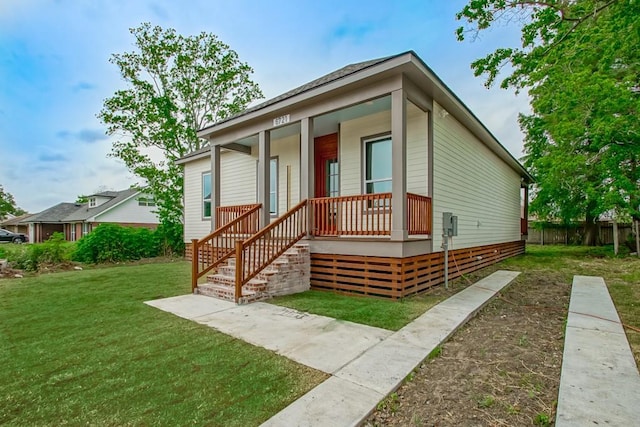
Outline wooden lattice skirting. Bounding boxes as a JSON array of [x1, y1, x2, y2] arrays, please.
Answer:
[[310, 240, 525, 299]]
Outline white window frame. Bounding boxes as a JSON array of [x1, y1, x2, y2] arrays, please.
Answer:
[[202, 172, 212, 219], [362, 134, 392, 195], [138, 196, 156, 207], [269, 157, 278, 216], [89, 198, 96, 207]]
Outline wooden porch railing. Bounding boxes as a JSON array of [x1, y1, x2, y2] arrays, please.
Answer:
[[216, 204, 261, 229], [407, 193, 432, 235], [234, 199, 308, 302], [309, 193, 392, 236], [191, 204, 261, 292]]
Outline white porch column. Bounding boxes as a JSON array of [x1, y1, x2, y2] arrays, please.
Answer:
[[257, 130, 271, 228], [300, 117, 314, 201], [391, 88, 408, 241], [210, 144, 221, 230]]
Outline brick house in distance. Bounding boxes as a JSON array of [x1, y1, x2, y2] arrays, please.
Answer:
[[24, 189, 160, 243]]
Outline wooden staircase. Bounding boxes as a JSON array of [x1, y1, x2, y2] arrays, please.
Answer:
[[191, 200, 309, 304], [196, 243, 310, 304]]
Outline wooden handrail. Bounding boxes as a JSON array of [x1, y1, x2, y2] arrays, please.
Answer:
[[191, 204, 261, 292], [235, 199, 308, 302], [407, 193, 432, 235], [309, 193, 392, 236], [216, 204, 261, 228]]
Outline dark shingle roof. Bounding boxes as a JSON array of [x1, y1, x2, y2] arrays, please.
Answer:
[[25, 203, 82, 223], [198, 54, 398, 133], [64, 188, 138, 221], [1, 213, 33, 226]]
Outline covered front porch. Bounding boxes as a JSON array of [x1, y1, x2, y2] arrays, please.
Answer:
[[202, 69, 433, 243]]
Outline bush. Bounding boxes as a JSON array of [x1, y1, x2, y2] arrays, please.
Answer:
[[11, 232, 75, 271], [73, 224, 161, 263], [154, 221, 185, 256]]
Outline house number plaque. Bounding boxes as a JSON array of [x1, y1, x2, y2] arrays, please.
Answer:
[[273, 114, 290, 126]]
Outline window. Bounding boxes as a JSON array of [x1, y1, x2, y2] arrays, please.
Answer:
[[89, 198, 96, 207], [269, 157, 278, 215], [327, 159, 339, 197], [203, 172, 211, 218], [364, 135, 392, 194], [138, 196, 156, 207], [70, 225, 76, 241]]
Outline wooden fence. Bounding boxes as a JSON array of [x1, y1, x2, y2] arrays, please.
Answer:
[[526, 222, 633, 245]]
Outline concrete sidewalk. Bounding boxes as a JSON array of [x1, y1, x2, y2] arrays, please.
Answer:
[[556, 275, 640, 426], [146, 270, 520, 426]]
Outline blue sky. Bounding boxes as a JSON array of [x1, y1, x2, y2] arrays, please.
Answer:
[[0, 0, 528, 213]]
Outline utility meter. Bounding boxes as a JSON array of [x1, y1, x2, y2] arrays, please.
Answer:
[[443, 212, 458, 237]]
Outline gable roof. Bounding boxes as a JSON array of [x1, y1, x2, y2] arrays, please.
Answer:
[[24, 203, 82, 223], [23, 188, 144, 224], [189, 50, 531, 181], [199, 55, 396, 135], [64, 188, 139, 222]]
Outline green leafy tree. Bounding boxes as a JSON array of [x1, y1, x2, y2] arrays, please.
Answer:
[[98, 23, 262, 252], [457, 1, 639, 245], [0, 185, 26, 218]]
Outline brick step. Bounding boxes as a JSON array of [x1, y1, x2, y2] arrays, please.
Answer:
[[196, 283, 267, 304], [206, 274, 267, 292]]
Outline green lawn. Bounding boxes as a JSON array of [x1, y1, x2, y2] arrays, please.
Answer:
[[271, 245, 640, 363], [0, 261, 326, 426], [270, 288, 456, 331]]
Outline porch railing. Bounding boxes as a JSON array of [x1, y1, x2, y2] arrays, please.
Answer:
[[234, 199, 307, 302], [191, 204, 261, 292], [216, 203, 261, 229], [309, 193, 392, 236], [407, 193, 432, 235]]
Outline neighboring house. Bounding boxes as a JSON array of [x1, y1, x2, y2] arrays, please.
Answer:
[[178, 51, 532, 302], [23, 189, 160, 243], [0, 213, 32, 235]]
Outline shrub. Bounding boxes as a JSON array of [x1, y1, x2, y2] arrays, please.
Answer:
[[11, 232, 74, 271], [73, 224, 161, 263], [154, 221, 185, 256]]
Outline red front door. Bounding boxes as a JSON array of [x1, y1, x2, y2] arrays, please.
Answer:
[[314, 133, 338, 198], [314, 134, 338, 234]]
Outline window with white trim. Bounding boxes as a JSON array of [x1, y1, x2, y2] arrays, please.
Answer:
[[138, 196, 156, 207], [203, 172, 211, 218], [364, 135, 392, 194], [269, 157, 278, 215], [89, 198, 96, 207]]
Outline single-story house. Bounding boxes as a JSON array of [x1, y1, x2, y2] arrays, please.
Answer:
[[0, 213, 32, 235], [23, 189, 160, 243], [178, 50, 532, 302]]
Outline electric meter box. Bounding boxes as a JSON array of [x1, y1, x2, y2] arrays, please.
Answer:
[[443, 212, 458, 237]]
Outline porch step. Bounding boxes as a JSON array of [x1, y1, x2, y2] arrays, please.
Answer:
[[196, 282, 267, 304], [197, 243, 310, 304]]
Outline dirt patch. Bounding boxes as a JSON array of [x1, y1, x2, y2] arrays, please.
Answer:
[[366, 268, 570, 426]]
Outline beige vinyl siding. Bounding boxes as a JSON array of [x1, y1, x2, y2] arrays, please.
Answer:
[[220, 150, 257, 206], [407, 101, 428, 195], [183, 157, 212, 241], [432, 101, 521, 251], [270, 134, 300, 215], [340, 110, 391, 196], [339, 106, 428, 197]]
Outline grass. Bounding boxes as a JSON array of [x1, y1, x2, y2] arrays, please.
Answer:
[[0, 260, 325, 426], [270, 288, 451, 331], [271, 244, 640, 362]]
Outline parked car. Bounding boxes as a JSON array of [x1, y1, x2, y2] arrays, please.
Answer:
[[0, 228, 28, 243]]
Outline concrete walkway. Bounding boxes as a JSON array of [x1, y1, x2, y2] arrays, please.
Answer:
[[556, 275, 640, 426], [146, 269, 520, 426]]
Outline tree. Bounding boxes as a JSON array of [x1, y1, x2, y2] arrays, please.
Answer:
[[99, 23, 262, 252], [457, 1, 640, 245], [0, 185, 26, 218]]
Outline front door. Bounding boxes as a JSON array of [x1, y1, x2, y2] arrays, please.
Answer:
[[314, 133, 338, 198], [314, 133, 338, 234]]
